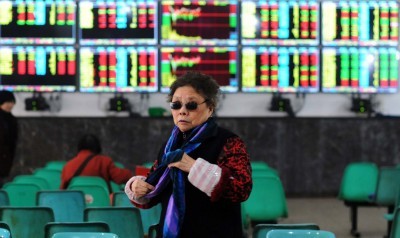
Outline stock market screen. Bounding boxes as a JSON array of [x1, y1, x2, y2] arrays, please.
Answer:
[[160, 47, 238, 93]]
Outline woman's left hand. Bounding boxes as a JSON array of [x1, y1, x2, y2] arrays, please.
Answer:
[[168, 153, 195, 173]]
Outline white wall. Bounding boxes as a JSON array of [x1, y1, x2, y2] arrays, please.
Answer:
[[11, 92, 400, 117]]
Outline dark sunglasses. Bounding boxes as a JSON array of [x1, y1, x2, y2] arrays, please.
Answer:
[[170, 100, 207, 111]]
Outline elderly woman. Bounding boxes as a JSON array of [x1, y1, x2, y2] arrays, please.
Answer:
[[125, 71, 252, 238]]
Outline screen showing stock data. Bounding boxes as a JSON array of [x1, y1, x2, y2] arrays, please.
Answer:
[[160, 47, 238, 93], [0, 0, 76, 44], [321, 47, 399, 93], [241, 0, 319, 45], [160, 0, 238, 46], [321, 0, 399, 46], [79, 46, 157, 92], [79, 0, 156, 45], [241, 46, 319, 93], [0, 46, 76, 91]]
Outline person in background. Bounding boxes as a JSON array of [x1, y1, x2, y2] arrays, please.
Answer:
[[60, 134, 133, 191], [0, 90, 18, 188], [125, 71, 253, 238]]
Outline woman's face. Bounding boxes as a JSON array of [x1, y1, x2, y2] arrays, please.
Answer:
[[0, 102, 15, 113], [171, 86, 213, 132]]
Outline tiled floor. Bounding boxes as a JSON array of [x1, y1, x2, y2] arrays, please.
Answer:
[[247, 197, 389, 238]]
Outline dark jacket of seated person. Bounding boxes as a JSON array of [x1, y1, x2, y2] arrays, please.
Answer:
[[60, 134, 133, 191]]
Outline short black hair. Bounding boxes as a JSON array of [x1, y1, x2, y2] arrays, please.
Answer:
[[77, 134, 102, 154], [167, 71, 220, 111], [0, 90, 16, 105]]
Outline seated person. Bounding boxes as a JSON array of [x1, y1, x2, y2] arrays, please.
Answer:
[[60, 134, 133, 192]]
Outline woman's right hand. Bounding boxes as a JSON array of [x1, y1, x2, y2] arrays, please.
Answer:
[[130, 178, 155, 198]]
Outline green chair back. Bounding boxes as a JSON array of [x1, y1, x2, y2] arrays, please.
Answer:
[[68, 184, 110, 207], [374, 167, 400, 206], [112, 191, 160, 236], [0, 207, 54, 238], [45, 161, 67, 171], [243, 175, 288, 222], [13, 175, 51, 190], [384, 186, 400, 221], [34, 168, 62, 190], [390, 207, 400, 238], [2, 182, 40, 206], [37, 190, 86, 222], [45, 222, 110, 238], [84, 207, 144, 238], [266, 229, 336, 238], [51, 232, 119, 238], [338, 162, 378, 202], [114, 162, 125, 168], [0, 190, 9, 206], [148, 224, 158, 238], [253, 223, 320, 238], [251, 161, 270, 170], [0, 227, 11, 238], [69, 176, 110, 192]]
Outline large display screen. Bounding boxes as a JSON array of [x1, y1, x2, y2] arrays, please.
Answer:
[[241, 46, 319, 93], [241, 0, 319, 45], [321, 47, 399, 93], [321, 0, 399, 46], [79, 46, 157, 92], [160, 0, 238, 46], [79, 0, 157, 45], [0, 0, 76, 44], [0, 46, 76, 91], [160, 47, 238, 93]]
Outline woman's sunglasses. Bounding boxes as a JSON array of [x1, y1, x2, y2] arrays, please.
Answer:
[[170, 100, 207, 111]]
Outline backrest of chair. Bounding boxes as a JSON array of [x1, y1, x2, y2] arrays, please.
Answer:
[[68, 184, 110, 207], [51, 232, 119, 238], [45, 161, 67, 171], [338, 162, 379, 202], [33, 168, 62, 190], [0, 227, 11, 238], [45, 222, 110, 238], [112, 191, 160, 236], [84, 207, 144, 238], [13, 175, 51, 190], [69, 176, 109, 191], [2, 183, 40, 206], [0, 190, 9, 206], [37, 190, 86, 222], [0, 207, 54, 238], [243, 175, 288, 222], [266, 229, 336, 238], [253, 223, 320, 238], [390, 207, 400, 238], [375, 167, 400, 206]]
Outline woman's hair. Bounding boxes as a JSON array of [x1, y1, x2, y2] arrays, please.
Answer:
[[0, 90, 16, 105], [77, 134, 102, 154], [167, 71, 220, 111]]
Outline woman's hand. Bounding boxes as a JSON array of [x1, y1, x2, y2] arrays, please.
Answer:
[[130, 178, 154, 198], [168, 153, 195, 173]]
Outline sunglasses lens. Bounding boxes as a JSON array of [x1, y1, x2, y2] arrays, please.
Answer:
[[170, 102, 182, 110], [185, 102, 198, 111]]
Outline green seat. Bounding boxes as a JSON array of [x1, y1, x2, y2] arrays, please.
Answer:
[[0, 207, 54, 238], [51, 232, 119, 238], [114, 162, 125, 168], [390, 207, 400, 238], [68, 184, 110, 207], [34, 168, 62, 190], [13, 175, 51, 190], [243, 175, 288, 224], [385, 187, 400, 221], [0, 190, 9, 206], [338, 162, 379, 236], [266, 229, 336, 238], [253, 223, 320, 238], [84, 207, 144, 238], [45, 222, 110, 238], [37, 190, 86, 222], [2, 182, 40, 206], [0, 227, 11, 238], [69, 176, 110, 191], [148, 224, 158, 238], [45, 161, 67, 171], [373, 167, 400, 206], [112, 191, 160, 236]]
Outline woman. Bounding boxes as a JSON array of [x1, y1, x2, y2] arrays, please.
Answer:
[[0, 90, 18, 187], [125, 71, 252, 238]]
